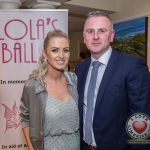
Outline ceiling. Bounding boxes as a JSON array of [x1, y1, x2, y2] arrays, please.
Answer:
[[21, 0, 116, 34]]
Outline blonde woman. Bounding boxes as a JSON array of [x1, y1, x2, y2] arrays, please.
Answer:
[[19, 29, 79, 150]]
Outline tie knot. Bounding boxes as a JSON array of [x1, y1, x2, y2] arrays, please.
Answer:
[[92, 61, 101, 68]]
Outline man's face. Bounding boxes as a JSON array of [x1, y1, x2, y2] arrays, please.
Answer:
[[83, 16, 115, 59]]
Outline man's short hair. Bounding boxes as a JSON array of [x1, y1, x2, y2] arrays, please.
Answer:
[[86, 11, 111, 21], [84, 11, 113, 30]]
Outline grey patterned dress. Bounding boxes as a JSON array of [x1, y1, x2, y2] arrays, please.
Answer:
[[44, 94, 80, 150]]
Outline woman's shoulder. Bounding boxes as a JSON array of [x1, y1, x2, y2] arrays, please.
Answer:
[[65, 71, 76, 77], [64, 71, 77, 79], [64, 71, 77, 86], [24, 78, 38, 88]]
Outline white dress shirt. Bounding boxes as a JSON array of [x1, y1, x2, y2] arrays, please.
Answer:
[[83, 47, 112, 146]]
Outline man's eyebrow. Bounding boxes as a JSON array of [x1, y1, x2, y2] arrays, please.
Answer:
[[85, 28, 107, 32], [99, 28, 107, 31], [85, 28, 94, 32]]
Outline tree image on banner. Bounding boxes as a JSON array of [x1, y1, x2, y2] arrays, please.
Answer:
[[1, 101, 20, 133]]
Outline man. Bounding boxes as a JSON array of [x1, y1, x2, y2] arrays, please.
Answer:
[[75, 11, 150, 150], [77, 52, 86, 62], [74, 52, 86, 72]]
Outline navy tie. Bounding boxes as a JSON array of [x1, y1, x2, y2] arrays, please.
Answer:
[[85, 61, 101, 145]]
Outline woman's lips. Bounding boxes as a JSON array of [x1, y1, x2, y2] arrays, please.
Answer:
[[56, 60, 65, 65]]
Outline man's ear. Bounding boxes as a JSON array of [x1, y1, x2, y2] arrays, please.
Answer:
[[110, 30, 115, 42], [83, 32, 85, 43]]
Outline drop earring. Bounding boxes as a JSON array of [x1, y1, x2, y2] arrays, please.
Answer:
[[43, 58, 48, 66]]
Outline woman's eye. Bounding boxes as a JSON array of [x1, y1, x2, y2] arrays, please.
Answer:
[[63, 49, 69, 53], [52, 49, 58, 53]]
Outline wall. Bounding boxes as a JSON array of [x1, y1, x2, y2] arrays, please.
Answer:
[[69, 0, 150, 69], [70, 31, 83, 61], [69, 31, 83, 71], [110, 0, 150, 22], [67, 0, 118, 12], [110, 0, 150, 68]]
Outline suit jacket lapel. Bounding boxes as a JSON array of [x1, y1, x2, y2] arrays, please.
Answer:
[[78, 58, 91, 122], [94, 49, 118, 116]]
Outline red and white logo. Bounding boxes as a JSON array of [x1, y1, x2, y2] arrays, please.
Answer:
[[126, 113, 150, 139], [1, 101, 20, 133]]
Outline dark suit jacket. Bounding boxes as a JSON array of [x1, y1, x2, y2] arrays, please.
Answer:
[[75, 49, 150, 150]]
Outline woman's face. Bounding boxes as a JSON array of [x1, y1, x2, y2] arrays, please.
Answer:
[[43, 37, 70, 71]]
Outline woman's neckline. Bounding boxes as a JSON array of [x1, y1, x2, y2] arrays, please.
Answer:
[[47, 94, 71, 103]]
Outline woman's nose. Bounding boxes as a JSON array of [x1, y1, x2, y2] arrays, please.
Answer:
[[58, 51, 64, 58]]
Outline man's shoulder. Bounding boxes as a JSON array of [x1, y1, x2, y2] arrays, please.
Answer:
[[77, 57, 91, 67], [75, 57, 90, 73], [112, 48, 146, 62]]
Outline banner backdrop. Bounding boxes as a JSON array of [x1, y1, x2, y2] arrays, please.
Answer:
[[0, 10, 68, 150]]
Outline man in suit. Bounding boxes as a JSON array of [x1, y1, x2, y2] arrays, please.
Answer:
[[75, 11, 150, 150]]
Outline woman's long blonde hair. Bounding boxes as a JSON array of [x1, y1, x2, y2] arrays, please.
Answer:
[[29, 29, 69, 87]]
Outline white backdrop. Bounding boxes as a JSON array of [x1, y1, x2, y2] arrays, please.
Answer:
[[0, 10, 68, 150]]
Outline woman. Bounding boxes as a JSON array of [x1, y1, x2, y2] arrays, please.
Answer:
[[19, 29, 79, 150]]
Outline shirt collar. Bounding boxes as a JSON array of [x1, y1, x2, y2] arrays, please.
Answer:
[[91, 46, 112, 66]]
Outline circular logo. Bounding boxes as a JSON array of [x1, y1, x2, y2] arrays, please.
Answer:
[[126, 113, 150, 139]]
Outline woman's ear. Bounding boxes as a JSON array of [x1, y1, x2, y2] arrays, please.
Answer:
[[42, 50, 46, 59]]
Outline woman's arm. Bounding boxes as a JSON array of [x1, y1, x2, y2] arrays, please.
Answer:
[[23, 127, 34, 150], [20, 84, 34, 150]]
